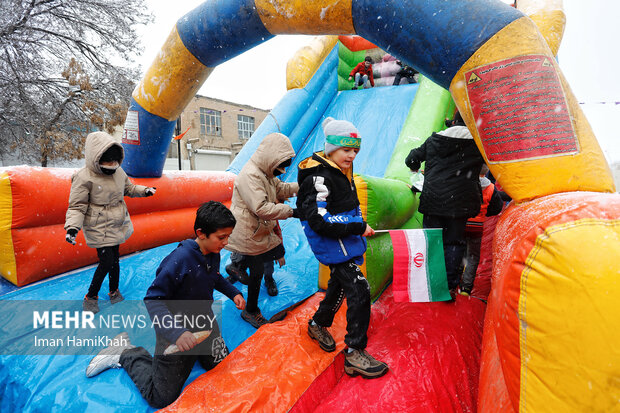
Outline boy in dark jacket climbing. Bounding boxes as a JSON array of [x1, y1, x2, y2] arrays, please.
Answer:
[[85, 201, 246, 408], [405, 111, 485, 294], [296, 117, 388, 379]]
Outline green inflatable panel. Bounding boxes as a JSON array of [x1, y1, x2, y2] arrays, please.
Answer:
[[356, 174, 419, 300], [384, 76, 455, 183]]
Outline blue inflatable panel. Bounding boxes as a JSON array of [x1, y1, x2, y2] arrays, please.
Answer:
[[0, 218, 317, 412], [122, 98, 177, 178], [282, 84, 419, 184], [227, 88, 306, 174], [0, 277, 17, 297], [351, 0, 523, 89], [176, 0, 273, 67], [228, 44, 339, 174], [287, 70, 338, 152]]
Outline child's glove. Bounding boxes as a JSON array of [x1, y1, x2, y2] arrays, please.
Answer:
[[65, 229, 78, 245], [145, 187, 156, 197], [291, 208, 300, 219]]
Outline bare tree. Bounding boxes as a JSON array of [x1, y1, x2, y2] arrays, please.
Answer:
[[0, 0, 152, 166]]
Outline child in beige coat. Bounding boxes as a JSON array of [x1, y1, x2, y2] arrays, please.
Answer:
[[225, 133, 299, 328], [65, 131, 155, 313]]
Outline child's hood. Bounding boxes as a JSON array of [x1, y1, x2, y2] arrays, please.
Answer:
[[250, 133, 295, 178], [84, 131, 125, 175], [431, 125, 476, 158]]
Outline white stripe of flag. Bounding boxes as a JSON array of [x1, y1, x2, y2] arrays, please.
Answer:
[[390, 229, 451, 302]]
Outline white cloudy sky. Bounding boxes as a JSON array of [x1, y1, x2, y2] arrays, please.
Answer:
[[140, 0, 619, 163]]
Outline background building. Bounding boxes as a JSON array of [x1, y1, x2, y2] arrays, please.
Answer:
[[165, 94, 269, 171]]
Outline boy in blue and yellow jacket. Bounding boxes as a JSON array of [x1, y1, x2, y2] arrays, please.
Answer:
[[296, 117, 388, 379]]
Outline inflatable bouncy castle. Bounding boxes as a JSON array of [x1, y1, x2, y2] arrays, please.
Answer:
[[0, 0, 618, 411]]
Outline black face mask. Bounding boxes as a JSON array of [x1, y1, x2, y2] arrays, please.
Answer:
[[100, 165, 118, 175], [273, 158, 292, 176]]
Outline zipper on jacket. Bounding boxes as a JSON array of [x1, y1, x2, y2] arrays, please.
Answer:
[[338, 238, 348, 256]]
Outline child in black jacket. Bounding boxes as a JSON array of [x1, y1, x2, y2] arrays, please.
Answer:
[[296, 117, 388, 379]]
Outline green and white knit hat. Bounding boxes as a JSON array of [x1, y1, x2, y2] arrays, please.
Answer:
[[322, 117, 361, 156]]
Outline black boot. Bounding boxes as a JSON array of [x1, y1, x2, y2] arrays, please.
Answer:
[[264, 275, 278, 296], [225, 263, 250, 285]]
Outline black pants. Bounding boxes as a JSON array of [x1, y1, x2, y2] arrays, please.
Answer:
[[87, 245, 120, 298], [119, 329, 228, 408], [313, 261, 370, 350], [393, 73, 417, 85], [462, 234, 482, 291], [230, 251, 275, 279], [423, 214, 468, 290], [235, 244, 284, 313]]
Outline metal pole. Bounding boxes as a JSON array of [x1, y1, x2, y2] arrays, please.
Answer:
[[175, 118, 182, 170]]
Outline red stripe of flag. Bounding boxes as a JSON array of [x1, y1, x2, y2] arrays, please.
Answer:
[[390, 230, 410, 302]]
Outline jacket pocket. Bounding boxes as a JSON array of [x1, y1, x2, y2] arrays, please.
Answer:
[[84, 206, 102, 229], [250, 220, 273, 241]]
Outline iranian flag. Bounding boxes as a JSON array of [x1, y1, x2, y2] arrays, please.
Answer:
[[389, 229, 451, 302]]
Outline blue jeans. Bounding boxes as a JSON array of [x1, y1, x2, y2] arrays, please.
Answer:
[[354, 73, 369, 88]]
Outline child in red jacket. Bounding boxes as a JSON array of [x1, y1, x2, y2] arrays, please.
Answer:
[[349, 56, 374, 89]]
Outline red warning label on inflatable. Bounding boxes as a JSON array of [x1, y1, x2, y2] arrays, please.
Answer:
[[122, 110, 140, 145], [465, 55, 578, 162]]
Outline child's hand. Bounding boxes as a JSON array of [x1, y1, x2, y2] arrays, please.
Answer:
[[277, 257, 286, 267], [145, 187, 156, 197], [348, 76, 352, 81], [291, 208, 300, 219], [175, 331, 197, 352], [233, 294, 246, 310], [65, 229, 78, 245], [362, 224, 375, 237]]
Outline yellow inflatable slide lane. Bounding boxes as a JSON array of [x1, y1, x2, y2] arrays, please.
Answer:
[[478, 192, 620, 412], [472, 2, 620, 412]]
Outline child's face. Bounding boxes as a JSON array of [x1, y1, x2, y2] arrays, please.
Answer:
[[328, 147, 360, 170], [100, 160, 119, 167], [197, 227, 234, 254]]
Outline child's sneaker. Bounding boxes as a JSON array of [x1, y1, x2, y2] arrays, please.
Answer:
[[459, 287, 471, 297], [85, 332, 135, 377], [344, 348, 389, 379], [108, 289, 124, 304], [307, 320, 335, 352], [83, 295, 99, 314], [225, 263, 250, 285], [264, 275, 278, 296], [241, 309, 269, 329]]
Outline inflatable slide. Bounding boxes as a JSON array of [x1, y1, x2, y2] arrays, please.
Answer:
[[0, 0, 618, 412]]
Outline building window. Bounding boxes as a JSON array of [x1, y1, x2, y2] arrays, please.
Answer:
[[200, 108, 221, 136], [237, 114, 255, 140]]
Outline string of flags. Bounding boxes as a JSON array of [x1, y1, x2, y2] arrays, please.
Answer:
[[578, 101, 620, 105]]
